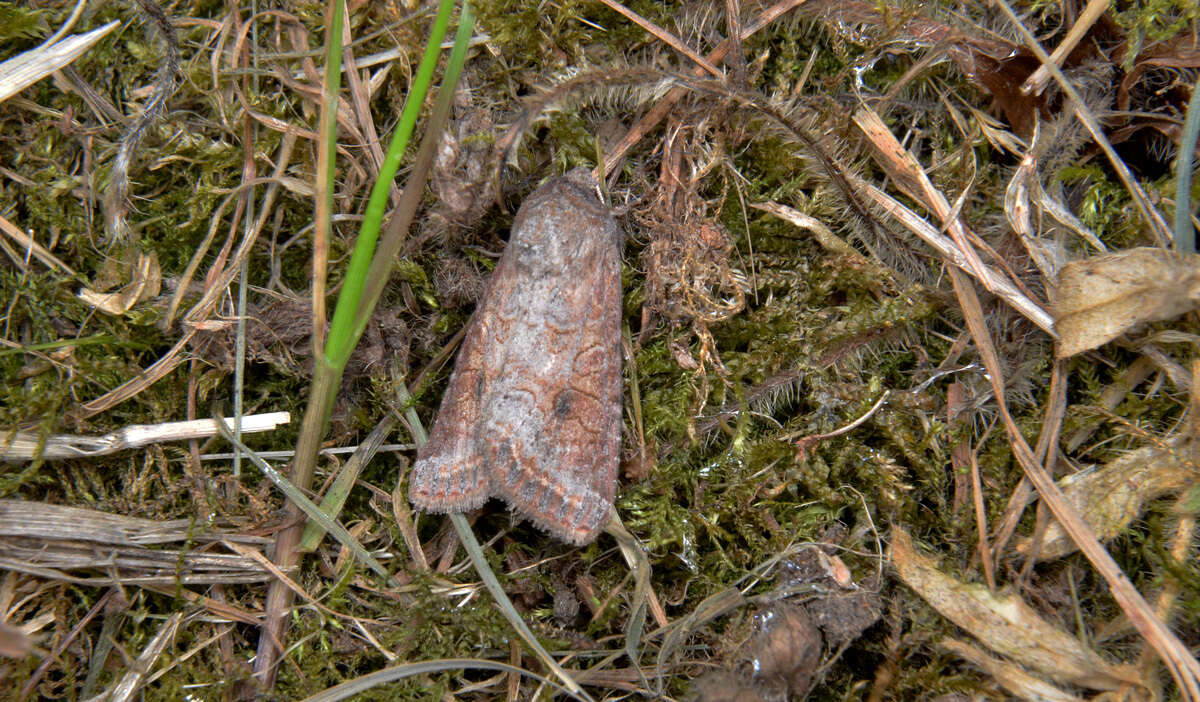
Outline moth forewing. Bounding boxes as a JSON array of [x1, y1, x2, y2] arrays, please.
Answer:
[[409, 168, 623, 545]]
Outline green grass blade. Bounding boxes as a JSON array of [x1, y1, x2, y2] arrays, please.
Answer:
[[324, 0, 459, 366], [345, 3, 475, 348]]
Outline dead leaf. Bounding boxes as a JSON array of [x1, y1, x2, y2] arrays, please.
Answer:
[[1050, 248, 1200, 358], [1116, 34, 1200, 114], [1112, 33, 1200, 162], [77, 251, 161, 316], [819, 550, 855, 590], [890, 527, 1147, 694], [1016, 436, 1197, 561], [941, 639, 1083, 702]]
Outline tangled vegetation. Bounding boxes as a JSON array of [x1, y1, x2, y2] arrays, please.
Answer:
[[0, 0, 1198, 700]]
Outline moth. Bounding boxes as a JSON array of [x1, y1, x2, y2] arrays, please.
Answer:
[[409, 168, 622, 545]]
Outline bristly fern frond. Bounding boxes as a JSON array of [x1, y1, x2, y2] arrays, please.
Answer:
[[692, 370, 806, 444], [493, 67, 910, 264]]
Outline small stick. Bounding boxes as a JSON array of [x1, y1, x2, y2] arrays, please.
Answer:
[[596, 0, 723, 77], [600, 0, 809, 177], [0, 412, 291, 463], [1020, 0, 1109, 96]]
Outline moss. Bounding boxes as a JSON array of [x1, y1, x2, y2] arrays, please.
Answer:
[[1058, 163, 1149, 247], [3, 0, 1198, 699], [1113, 0, 1200, 67], [0, 4, 44, 44]]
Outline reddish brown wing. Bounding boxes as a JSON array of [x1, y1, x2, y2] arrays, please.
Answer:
[[407, 300, 492, 512], [480, 171, 622, 545], [408, 169, 622, 545]]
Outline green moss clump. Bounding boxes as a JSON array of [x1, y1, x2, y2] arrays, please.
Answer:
[[0, 2, 45, 44], [1113, 0, 1200, 67]]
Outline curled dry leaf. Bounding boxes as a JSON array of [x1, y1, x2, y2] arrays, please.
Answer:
[[1016, 436, 1197, 562], [77, 251, 161, 316], [890, 527, 1147, 694], [941, 639, 1084, 702], [1050, 247, 1200, 358]]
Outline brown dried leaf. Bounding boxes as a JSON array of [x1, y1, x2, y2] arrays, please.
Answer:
[[1120, 34, 1200, 99], [1107, 32, 1200, 169], [1050, 247, 1200, 358], [77, 251, 161, 316], [890, 527, 1145, 693], [941, 639, 1084, 702], [1016, 436, 1197, 561]]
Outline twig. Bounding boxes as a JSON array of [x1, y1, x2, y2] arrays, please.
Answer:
[[1020, 0, 1109, 97], [596, 0, 722, 77], [600, 0, 809, 177], [0, 411, 291, 462]]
